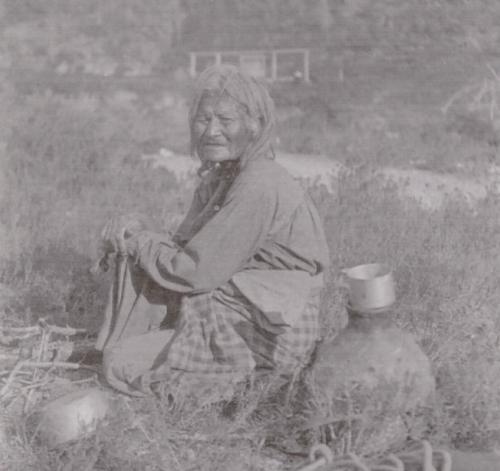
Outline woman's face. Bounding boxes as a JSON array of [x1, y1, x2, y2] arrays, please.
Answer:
[[192, 93, 256, 163]]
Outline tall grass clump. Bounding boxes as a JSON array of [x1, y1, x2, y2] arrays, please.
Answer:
[[1, 89, 192, 330]]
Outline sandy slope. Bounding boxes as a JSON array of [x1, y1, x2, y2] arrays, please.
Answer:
[[142, 149, 500, 210]]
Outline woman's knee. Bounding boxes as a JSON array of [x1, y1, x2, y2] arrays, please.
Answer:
[[102, 344, 146, 395], [102, 330, 176, 394]]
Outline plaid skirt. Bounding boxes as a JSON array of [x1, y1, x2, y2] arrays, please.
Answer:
[[103, 283, 321, 396]]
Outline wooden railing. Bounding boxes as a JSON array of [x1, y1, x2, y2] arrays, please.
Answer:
[[189, 48, 310, 82]]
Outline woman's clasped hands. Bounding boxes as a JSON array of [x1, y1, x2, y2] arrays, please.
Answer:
[[100, 214, 146, 256]]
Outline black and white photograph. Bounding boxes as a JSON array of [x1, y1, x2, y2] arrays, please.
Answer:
[[1, 1, 500, 470]]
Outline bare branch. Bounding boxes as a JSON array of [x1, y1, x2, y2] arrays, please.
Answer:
[[0, 360, 97, 399], [3, 325, 87, 337], [441, 84, 476, 115], [487, 63, 500, 82]]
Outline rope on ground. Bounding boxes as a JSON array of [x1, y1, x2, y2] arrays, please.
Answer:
[[297, 440, 452, 471]]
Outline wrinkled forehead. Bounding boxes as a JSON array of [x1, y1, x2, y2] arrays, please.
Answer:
[[196, 91, 248, 116]]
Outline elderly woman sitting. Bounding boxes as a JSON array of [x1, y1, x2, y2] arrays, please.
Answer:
[[97, 65, 330, 396]]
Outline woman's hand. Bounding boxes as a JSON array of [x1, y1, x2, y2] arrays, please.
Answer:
[[100, 214, 146, 255]]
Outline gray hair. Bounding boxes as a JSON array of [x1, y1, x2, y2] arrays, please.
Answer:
[[188, 64, 276, 167]]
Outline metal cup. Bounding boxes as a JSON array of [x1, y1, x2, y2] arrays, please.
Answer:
[[343, 263, 396, 313]]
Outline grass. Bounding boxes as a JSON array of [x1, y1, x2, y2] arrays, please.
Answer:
[[2, 70, 500, 469]]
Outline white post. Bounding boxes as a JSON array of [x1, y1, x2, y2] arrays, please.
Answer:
[[304, 49, 310, 83], [271, 50, 277, 81], [189, 52, 196, 77]]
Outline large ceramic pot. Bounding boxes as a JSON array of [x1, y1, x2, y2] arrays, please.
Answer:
[[302, 304, 435, 456]]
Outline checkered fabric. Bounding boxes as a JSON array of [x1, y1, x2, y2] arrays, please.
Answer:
[[103, 288, 320, 396], [154, 290, 320, 376]]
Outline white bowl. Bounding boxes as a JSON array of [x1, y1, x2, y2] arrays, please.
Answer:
[[37, 388, 109, 448]]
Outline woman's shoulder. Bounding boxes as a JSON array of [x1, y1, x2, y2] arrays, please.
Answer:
[[241, 158, 302, 193]]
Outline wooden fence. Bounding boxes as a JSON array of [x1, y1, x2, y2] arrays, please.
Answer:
[[189, 48, 310, 82]]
